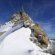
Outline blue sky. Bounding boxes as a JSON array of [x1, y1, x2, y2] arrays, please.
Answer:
[[0, 0, 55, 39]]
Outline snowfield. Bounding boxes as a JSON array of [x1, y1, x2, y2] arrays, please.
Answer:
[[0, 27, 51, 55]]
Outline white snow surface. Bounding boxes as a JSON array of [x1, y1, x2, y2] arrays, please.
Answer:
[[0, 21, 14, 32], [0, 27, 51, 55]]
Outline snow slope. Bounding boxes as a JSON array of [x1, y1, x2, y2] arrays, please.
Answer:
[[0, 27, 51, 55]]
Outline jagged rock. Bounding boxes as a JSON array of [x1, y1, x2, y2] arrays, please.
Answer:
[[30, 23, 48, 47]]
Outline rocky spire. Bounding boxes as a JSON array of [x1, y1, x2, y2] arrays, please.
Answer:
[[9, 9, 34, 28]]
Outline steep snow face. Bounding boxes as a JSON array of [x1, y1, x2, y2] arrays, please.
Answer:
[[0, 27, 51, 55]]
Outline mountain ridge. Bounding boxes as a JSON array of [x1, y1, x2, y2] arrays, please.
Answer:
[[0, 10, 54, 55]]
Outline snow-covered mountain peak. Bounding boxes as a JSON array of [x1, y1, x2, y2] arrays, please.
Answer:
[[0, 11, 52, 55]]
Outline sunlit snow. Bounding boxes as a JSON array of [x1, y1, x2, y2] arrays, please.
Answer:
[[0, 27, 51, 55]]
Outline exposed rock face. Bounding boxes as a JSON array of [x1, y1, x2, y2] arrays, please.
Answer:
[[10, 11, 34, 27], [30, 23, 48, 47]]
